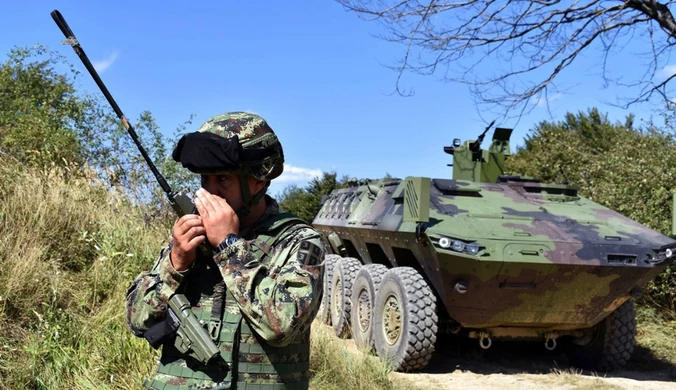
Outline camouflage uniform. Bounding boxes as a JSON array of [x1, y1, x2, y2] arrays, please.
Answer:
[[125, 112, 325, 389]]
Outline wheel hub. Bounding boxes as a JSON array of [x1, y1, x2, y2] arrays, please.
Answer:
[[357, 288, 371, 332], [382, 294, 402, 345], [333, 278, 343, 319]]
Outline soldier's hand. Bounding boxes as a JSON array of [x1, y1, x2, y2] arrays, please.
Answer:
[[194, 188, 240, 247], [170, 214, 206, 271]]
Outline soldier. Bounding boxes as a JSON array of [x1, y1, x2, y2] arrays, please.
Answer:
[[125, 112, 325, 389]]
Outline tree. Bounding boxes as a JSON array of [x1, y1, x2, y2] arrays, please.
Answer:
[[522, 107, 635, 153], [336, 0, 676, 119], [277, 171, 351, 223], [0, 44, 197, 226], [0, 45, 94, 171]]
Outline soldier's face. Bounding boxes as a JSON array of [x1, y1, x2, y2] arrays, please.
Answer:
[[200, 173, 266, 212]]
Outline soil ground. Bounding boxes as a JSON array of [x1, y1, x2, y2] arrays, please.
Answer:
[[392, 334, 676, 390], [317, 322, 676, 390]]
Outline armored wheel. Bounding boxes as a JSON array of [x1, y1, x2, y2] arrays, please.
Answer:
[[317, 254, 340, 325], [330, 257, 362, 338], [565, 299, 637, 372], [350, 264, 389, 351], [373, 267, 438, 371]]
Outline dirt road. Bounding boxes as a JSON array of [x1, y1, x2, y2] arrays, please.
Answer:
[[389, 334, 676, 390], [314, 321, 676, 390]]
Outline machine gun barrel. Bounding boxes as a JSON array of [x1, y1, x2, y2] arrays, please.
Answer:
[[470, 119, 496, 152]]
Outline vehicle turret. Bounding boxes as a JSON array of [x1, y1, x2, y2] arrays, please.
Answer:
[[444, 120, 513, 183]]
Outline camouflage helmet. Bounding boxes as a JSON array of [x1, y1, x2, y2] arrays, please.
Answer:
[[174, 111, 284, 181], [171, 111, 284, 217]]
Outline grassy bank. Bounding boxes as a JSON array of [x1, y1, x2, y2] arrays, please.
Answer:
[[309, 323, 420, 390], [0, 156, 417, 390], [0, 155, 162, 389], [633, 306, 676, 369]]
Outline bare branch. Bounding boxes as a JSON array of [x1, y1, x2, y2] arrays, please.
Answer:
[[336, 0, 676, 120]]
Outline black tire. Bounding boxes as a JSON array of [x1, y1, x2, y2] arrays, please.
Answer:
[[565, 299, 637, 372], [350, 264, 389, 351], [317, 254, 340, 325], [330, 257, 362, 338], [373, 267, 438, 371]]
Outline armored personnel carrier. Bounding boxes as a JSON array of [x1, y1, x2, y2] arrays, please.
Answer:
[[312, 123, 676, 373]]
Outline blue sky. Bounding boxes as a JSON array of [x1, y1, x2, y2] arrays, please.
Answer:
[[1, 1, 673, 197]]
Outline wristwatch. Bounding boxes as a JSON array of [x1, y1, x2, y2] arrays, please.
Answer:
[[217, 233, 241, 253]]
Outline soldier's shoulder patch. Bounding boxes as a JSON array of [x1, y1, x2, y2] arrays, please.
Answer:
[[296, 240, 323, 266]]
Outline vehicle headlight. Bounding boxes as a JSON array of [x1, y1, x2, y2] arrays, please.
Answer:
[[466, 242, 480, 255], [434, 235, 481, 256], [646, 244, 676, 265]]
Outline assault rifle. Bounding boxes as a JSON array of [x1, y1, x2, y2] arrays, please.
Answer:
[[50, 9, 220, 365]]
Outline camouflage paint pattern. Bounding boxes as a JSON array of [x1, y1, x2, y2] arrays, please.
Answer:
[[192, 111, 285, 181], [126, 195, 324, 388], [312, 129, 676, 336]]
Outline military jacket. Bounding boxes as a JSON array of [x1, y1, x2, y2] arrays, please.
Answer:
[[125, 196, 325, 389]]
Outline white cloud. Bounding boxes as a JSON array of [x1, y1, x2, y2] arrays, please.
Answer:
[[535, 92, 562, 107], [659, 64, 676, 79], [92, 50, 119, 73], [275, 164, 322, 183]]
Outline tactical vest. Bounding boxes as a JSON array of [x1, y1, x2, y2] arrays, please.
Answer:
[[143, 213, 312, 390]]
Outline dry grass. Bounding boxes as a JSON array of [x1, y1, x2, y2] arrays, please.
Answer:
[[631, 306, 676, 371], [309, 322, 421, 390], [534, 368, 624, 390], [0, 156, 162, 389], [0, 156, 420, 390]]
